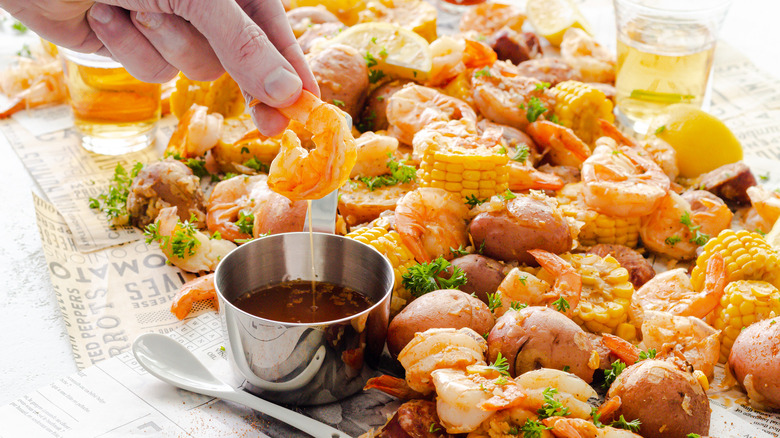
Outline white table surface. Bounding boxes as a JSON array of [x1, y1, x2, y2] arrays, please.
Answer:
[[1, 0, 779, 409]]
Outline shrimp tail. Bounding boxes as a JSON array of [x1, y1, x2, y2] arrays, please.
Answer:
[[364, 375, 428, 400], [594, 396, 622, 424], [602, 333, 640, 364], [463, 39, 498, 69], [528, 249, 582, 314], [170, 274, 217, 320], [598, 119, 637, 147]]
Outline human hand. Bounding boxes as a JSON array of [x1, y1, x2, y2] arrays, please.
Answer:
[[1, 0, 318, 136]]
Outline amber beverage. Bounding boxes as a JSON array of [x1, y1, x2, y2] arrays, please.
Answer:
[[60, 49, 160, 155]]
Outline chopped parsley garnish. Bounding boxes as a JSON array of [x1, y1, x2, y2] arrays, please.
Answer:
[[535, 81, 551, 91], [211, 231, 222, 240], [428, 423, 442, 433], [357, 110, 377, 132], [689, 230, 710, 246], [332, 99, 345, 107], [244, 157, 269, 173], [185, 158, 210, 178], [376, 95, 384, 101], [511, 145, 530, 163], [401, 256, 467, 297], [665, 235, 682, 246], [358, 154, 416, 191], [477, 240, 486, 254], [759, 172, 770, 182], [88, 162, 144, 225], [552, 296, 570, 313], [654, 125, 666, 134], [364, 51, 378, 68], [240, 146, 250, 154], [474, 67, 492, 78], [524, 97, 548, 123], [487, 292, 502, 313], [756, 229, 767, 237], [548, 114, 561, 125], [450, 245, 469, 257], [510, 302, 528, 311], [591, 407, 604, 428], [518, 275, 527, 285], [520, 419, 551, 438], [610, 415, 641, 433], [465, 194, 488, 207], [379, 46, 388, 58], [603, 360, 626, 388], [680, 211, 709, 246], [12, 20, 28, 33], [686, 434, 701, 438], [537, 387, 571, 419], [637, 348, 657, 362], [487, 352, 510, 376], [500, 189, 517, 201], [235, 211, 254, 235], [562, 365, 570, 372], [16, 44, 31, 58], [497, 145, 507, 155], [368, 69, 386, 84]]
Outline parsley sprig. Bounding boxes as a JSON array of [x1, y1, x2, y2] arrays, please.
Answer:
[[235, 211, 254, 235], [552, 297, 570, 313], [486, 352, 510, 376], [358, 154, 416, 191], [537, 387, 571, 419], [511, 145, 530, 163], [401, 256, 467, 297], [144, 214, 201, 258], [520, 419, 551, 438], [610, 415, 641, 432], [680, 211, 710, 246], [88, 162, 144, 225], [603, 360, 626, 388], [637, 348, 657, 362]]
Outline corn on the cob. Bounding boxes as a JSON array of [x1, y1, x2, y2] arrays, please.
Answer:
[[710, 280, 780, 362], [418, 140, 509, 201], [549, 80, 614, 145], [558, 183, 640, 248], [558, 253, 636, 336], [346, 226, 417, 314], [691, 229, 780, 291]]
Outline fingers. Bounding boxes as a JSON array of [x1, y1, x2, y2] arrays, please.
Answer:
[[100, 0, 305, 108], [131, 11, 224, 81], [87, 3, 178, 83], [238, 0, 319, 97]]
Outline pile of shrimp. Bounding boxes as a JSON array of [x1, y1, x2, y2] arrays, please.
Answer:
[[85, 0, 780, 431]]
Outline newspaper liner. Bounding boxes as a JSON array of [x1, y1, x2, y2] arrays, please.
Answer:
[[2, 3, 780, 436]]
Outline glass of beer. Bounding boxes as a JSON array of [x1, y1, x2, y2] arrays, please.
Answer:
[[60, 49, 161, 155], [613, 0, 731, 133]]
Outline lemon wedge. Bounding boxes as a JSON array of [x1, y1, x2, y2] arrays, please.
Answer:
[[328, 22, 432, 81], [649, 104, 743, 178], [526, 0, 592, 47]]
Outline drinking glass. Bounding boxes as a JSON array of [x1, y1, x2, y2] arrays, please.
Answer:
[[613, 0, 731, 133], [60, 49, 161, 155]]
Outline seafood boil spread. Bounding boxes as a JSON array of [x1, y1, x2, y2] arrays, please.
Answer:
[[3, 0, 780, 437]]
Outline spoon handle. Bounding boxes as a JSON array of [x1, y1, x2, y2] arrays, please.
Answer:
[[226, 389, 353, 438]]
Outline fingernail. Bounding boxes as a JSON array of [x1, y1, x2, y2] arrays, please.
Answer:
[[89, 3, 113, 24], [135, 12, 163, 30], [264, 67, 302, 103]]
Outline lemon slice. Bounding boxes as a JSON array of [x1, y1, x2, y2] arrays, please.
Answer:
[[649, 104, 743, 178], [328, 22, 432, 81], [526, 0, 593, 47], [767, 218, 780, 252]]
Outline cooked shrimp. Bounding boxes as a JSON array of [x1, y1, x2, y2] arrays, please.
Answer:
[[478, 119, 538, 157], [515, 58, 583, 86], [601, 333, 640, 365], [560, 28, 616, 84], [598, 119, 679, 180], [395, 187, 470, 262], [526, 121, 592, 168], [641, 310, 721, 378], [363, 375, 426, 400], [544, 417, 643, 438], [251, 90, 357, 201], [151, 206, 236, 273], [397, 328, 487, 395], [165, 104, 224, 158], [207, 174, 306, 241], [0, 56, 66, 118], [640, 191, 732, 260], [427, 36, 497, 88], [629, 253, 726, 325], [496, 250, 581, 317], [459, 2, 525, 35], [508, 161, 565, 191], [431, 369, 500, 433], [386, 84, 478, 145], [350, 131, 399, 178], [747, 185, 780, 225], [171, 274, 217, 320], [581, 138, 670, 217], [472, 61, 555, 131], [514, 369, 597, 419]]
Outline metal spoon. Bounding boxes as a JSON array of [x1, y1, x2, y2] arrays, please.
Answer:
[[132, 333, 352, 438]]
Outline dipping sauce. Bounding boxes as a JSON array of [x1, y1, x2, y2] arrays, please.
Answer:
[[233, 280, 374, 323]]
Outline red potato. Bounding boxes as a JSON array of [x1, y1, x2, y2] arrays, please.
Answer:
[[487, 306, 596, 382], [469, 196, 572, 265], [608, 360, 710, 438], [308, 44, 368, 120], [387, 289, 494, 357], [728, 317, 780, 411], [449, 254, 509, 303]]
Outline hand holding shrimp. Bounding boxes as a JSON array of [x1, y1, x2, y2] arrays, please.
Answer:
[[250, 90, 357, 201]]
